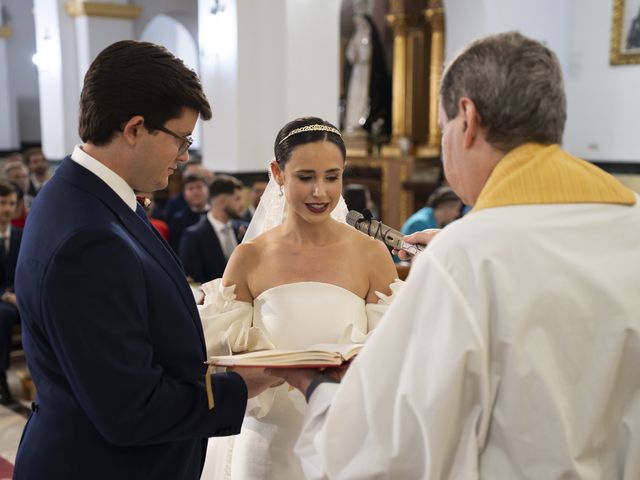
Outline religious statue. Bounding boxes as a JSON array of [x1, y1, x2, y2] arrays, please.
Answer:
[[343, 4, 391, 137]]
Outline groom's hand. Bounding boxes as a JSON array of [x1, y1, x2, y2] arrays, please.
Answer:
[[230, 367, 285, 398]]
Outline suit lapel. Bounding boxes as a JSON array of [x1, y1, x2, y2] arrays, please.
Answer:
[[56, 158, 204, 346]]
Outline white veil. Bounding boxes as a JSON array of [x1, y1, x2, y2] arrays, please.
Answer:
[[242, 163, 350, 243]]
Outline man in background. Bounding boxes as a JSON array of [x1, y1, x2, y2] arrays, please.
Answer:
[[3, 161, 33, 209], [180, 175, 247, 283], [0, 182, 22, 406], [241, 176, 268, 223], [23, 148, 51, 198], [400, 186, 462, 235], [169, 173, 211, 251]]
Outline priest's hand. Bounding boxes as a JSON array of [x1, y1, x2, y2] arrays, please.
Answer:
[[230, 367, 285, 398], [393, 228, 441, 260]]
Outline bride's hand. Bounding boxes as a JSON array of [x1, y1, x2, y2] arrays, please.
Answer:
[[266, 368, 319, 394], [230, 367, 285, 398], [266, 365, 349, 395]]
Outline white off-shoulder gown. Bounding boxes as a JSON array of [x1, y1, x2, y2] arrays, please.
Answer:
[[198, 279, 402, 479]]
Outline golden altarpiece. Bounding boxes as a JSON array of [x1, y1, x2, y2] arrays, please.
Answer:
[[341, 0, 445, 229]]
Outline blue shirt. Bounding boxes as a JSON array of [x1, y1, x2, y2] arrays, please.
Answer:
[[400, 207, 438, 235]]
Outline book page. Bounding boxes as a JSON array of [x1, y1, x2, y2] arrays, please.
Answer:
[[208, 343, 364, 368]]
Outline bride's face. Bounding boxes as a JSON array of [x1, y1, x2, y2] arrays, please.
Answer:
[[277, 140, 344, 224]]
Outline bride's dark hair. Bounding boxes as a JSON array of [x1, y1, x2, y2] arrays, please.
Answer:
[[274, 117, 346, 168]]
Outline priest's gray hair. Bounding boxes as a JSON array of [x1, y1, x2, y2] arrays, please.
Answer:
[[440, 31, 566, 152]]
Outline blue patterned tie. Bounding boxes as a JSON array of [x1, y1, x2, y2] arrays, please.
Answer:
[[135, 203, 152, 226]]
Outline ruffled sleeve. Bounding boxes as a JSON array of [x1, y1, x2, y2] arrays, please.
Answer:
[[198, 279, 274, 357], [339, 279, 405, 343]]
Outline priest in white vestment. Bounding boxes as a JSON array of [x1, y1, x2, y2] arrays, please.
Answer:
[[271, 32, 640, 479]]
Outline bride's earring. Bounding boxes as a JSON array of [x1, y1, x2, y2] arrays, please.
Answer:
[[278, 184, 284, 197]]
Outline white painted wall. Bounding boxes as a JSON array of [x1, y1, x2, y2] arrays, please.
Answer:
[[444, 0, 640, 163], [563, 0, 640, 162], [0, 0, 20, 150], [199, 0, 239, 171], [284, 0, 340, 125], [32, 0, 80, 159], [2, 0, 39, 146], [134, 0, 197, 43], [199, 0, 340, 172]]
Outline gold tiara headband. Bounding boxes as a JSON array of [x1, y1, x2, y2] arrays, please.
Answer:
[[278, 124, 342, 145]]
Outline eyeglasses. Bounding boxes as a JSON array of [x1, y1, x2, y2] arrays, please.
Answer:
[[154, 125, 193, 156]]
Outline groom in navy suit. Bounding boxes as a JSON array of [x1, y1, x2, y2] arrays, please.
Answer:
[[13, 40, 278, 480]]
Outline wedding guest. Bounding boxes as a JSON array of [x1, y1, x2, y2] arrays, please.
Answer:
[[0, 182, 21, 406], [240, 176, 269, 223], [400, 186, 462, 235], [275, 32, 640, 479], [180, 175, 247, 284], [13, 40, 277, 480], [169, 173, 210, 251], [3, 161, 34, 208], [23, 148, 51, 197], [164, 162, 215, 221]]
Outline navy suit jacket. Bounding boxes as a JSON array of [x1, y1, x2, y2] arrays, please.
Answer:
[[169, 207, 208, 253], [14, 158, 247, 480], [179, 216, 247, 284], [0, 226, 22, 292]]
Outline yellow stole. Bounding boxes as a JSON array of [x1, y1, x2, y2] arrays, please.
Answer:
[[472, 143, 636, 212]]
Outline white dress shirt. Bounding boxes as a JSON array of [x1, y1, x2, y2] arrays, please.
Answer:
[[0, 225, 11, 253], [207, 212, 237, 259], [71, 145, 137, 212]]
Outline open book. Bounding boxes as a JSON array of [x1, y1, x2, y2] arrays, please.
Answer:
[[208, 343, 363, 368]]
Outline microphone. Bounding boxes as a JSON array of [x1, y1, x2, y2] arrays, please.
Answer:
[[346, 210, 425, 256]]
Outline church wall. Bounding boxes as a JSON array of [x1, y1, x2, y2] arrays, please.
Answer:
[[134, 0, 197, 44], [444, 0, 640, 164], [3, 0, 39, 146], [563, 0, 640, 163], [200, 0, 340, 173]]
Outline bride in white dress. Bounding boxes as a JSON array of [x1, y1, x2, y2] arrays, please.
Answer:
[[199, 117, 402, 479]]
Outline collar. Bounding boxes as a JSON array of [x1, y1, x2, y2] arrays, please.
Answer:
[[71, 145, 137, 211], [473, 143, 636, 212], [207, 211, 232, 233], [0, 225, 10, 238]]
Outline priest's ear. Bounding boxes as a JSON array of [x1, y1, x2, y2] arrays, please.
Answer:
[[458, 97, 482, 149]]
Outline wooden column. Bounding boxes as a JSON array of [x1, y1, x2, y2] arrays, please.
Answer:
[[385, 11, 410, 149], [424, 0, 444, 149]]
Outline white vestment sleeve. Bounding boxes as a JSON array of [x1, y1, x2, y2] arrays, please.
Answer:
[[296, 248, 496, 479]]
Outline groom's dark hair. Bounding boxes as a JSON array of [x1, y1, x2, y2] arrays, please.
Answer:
[[79, 40, 211, 146]]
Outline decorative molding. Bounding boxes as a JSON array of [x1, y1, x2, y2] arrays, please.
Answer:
[[0, 26, 14, 39], [65, 2, 142, 20]]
